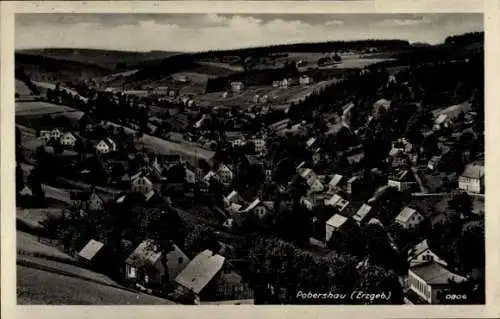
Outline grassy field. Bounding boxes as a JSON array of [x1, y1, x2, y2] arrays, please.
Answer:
[[17, 231, 74, 262], [17, 232, 175, 305], [105, 121, 214, 162], [17, 208, 64, 230], [16, 101, 82, 117]]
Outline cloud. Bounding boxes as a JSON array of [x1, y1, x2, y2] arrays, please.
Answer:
[[376, 18, 429, 27], [15, 14, 483, 52], [325, 20, 345, 26]]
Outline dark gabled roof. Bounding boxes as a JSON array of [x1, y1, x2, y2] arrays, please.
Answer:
[[410, 261, 466, 286]]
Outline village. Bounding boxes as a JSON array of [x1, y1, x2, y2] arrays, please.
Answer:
[[15, 30, 485, 305]]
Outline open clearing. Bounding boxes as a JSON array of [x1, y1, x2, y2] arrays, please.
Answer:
[[16, 101, 83, 118]]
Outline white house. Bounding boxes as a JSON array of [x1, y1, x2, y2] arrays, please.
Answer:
[[325, 214, 348, 242], [395, 207, 424, 229], [252, 139, 266, 154], [433, 114, 452, 131], [60, 132, 77, 147], [387, 170, 415, 192], [299, 75, 311, 86], [458, 164, 484, 194], [131, 174, 154, 195], [324, 194, 349, 212], [408, 239, 448, 268], [96, 138, 117, 154], [408, 261, 467, 304], [217, 164, 233, 186], [51, 128, 62, 139]]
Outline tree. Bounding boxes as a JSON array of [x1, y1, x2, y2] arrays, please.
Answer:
[[16, 164, 25, 193], [448, 192, 472, 217], [327, 220, 365, 258], [184, 224, 220, 258], [354, 265, 404, 304], [139, 208, 181, 291]]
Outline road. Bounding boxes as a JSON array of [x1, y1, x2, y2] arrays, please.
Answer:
[[410, 167, 428, 194]]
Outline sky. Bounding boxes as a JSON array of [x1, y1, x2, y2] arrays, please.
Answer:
[[15, 13, 483, 52]]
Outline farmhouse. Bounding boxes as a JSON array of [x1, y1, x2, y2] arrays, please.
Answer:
[[96, 138, 117, 154], [51, 128, 62, 139], [395, 207, 424, 229], [131, 173, 154, 195], [39, 130, 52, 142], [408, 239, 448, 268], [325, 214, 348, 242], [324, 194, 349, 212], [299, 75, 312, 86], [387, 169, 415, 192], [125, 240, 190, 289], [458, 164, 484, 194], [60, 132, 77, 147]]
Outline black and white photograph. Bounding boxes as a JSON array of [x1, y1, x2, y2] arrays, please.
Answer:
[[12, 12, 485, 306]]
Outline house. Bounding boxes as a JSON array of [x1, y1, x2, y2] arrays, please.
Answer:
[[395, 207, 424, 229], [408, 260, 467, 304], [217, 164, 233, 186], [387, 169, 415, 192], [252, 138, 266, 154], [185, 168, 196, 184], [60, 132, 77, 147], [352, 204, 372, 225], [427, 155, 442, 171], [173, 250, 226, 303], [87, 191, 105, 211], [231, 138, 246, 148], [125, 240, 190, 289], [391, 138, 412, 154], [299, 75, 311, 86], [230, 82, 244, 92], [328, 174, 343, 191], [131, 173, 153, 195], [77, 239, 110, 272], [458, 164, 485, 194], [325, 214, 348, 242], [324, 194, 349, 212], [312, 148, 323, 165], [433, 114, 452, 131], [96, 138, 117, 154], [51, 128, 62, 139], [408, 239, 448, 268], [39, 130, 52, 142]]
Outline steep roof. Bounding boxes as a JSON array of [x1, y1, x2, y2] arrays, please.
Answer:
[[78, 239, 105, 261], [174, 250, 225, 294], [353, 204, 372, 223], [410, 261, 466, 286], [329, 174, 343, 188], [125, 240, 162, 268], [395, 207, 419, 224], [326, 214, 348, 228]]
